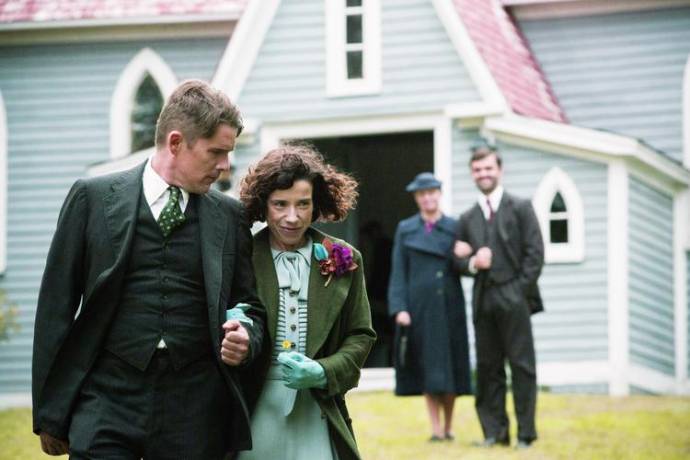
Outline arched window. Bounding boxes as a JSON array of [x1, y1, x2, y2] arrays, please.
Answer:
[[533, 167, 585, 263], [110, 48, 177, 159], [130, 74, 164, 152], [0, 91, 7, 274], [548, 192, 568, 243]]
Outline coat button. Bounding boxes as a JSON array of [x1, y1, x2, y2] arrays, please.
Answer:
[[290, 324, 297, 331], [290, 307, 296, 314], [436, 271, 443, 278]]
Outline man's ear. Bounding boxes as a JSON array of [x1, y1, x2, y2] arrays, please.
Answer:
[[168, 131, 184, 155]]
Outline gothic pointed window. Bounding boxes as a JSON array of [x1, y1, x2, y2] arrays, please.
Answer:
[[131, 74, 164, 153], [110, 48, 177, 160], [533, 167, 585, 263], [549, 192, 569, 244]]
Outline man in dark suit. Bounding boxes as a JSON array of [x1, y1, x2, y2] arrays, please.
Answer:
[[32, 80, 266, 459], [453, 143, 544, 449]]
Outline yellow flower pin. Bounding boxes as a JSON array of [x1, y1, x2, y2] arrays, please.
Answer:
[[282, 340, 293, 350]]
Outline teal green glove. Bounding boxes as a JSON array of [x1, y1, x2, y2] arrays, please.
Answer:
[[226, 303, 254, 326], [277, 351, 327, 390]]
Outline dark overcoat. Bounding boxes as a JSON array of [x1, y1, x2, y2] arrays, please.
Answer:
[[31, 162, 266, 453], [387, 214, 471, 396], [241, 227, 377, 460]]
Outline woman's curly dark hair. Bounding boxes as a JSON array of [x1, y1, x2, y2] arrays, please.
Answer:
[[239, 143, 359, 224]]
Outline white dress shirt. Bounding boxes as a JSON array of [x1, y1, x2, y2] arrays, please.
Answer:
[[143, 157, 189, 219], [477, 185, 504, 221], [143, 158, 190, 348]]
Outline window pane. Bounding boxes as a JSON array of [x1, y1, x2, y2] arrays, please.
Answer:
[[347, 51, 363, 79], [346, 0, 362, 6], [346, 14, 363, 44], [550, 219, 568, 243], [131, 74, 163, 153], [550, 192, 567, 213]]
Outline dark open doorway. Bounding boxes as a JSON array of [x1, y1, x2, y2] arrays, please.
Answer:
[[300, 131, 434, 367]]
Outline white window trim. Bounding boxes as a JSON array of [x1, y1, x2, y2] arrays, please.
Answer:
[[260, 112, 453, 212], [325, 0, 382, 98], [683, 56, 690, 169], [110, 48, 177, 160], [0, 91, 7, 274], [532, 166, 585, 264]]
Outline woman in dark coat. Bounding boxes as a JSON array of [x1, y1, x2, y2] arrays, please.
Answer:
[[388, 172, 472, 442]]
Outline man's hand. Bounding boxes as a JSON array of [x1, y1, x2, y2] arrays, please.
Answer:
[[395, 311, 411, 326], [39, 432, 69, 456], [474, 247, 493, 270], [220, 320, 250, 366], [454, 240, 473, 259]]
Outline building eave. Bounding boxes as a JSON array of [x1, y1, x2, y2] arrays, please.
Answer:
[[506, 0, 690, 20], [483, 115, 690, 186], [0, 11, 242, 31]]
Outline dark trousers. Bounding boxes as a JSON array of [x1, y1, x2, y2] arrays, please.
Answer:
[[68, 349, 231, 460], [474, 282, 537, 443]]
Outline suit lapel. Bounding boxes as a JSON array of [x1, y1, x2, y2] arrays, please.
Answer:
[[252, 227, 352, 358], [102, 162, 145, 269], [468, 204, 486, 245], [198, 192, 227, 346], [495, 194, 521, 269], [306, 229, 350, 358]]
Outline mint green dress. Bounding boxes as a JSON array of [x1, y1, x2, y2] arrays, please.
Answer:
[[238, 239, 339, 460]]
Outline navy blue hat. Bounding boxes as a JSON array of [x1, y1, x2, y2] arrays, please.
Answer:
[[405, 172, 442, 192]]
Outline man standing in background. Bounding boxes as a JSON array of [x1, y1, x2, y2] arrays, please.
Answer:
[[453, 143, 544, 449]]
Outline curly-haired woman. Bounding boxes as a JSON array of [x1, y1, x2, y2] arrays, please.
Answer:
[[237, 144, 376, 460]]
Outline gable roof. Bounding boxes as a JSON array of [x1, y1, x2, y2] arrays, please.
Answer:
[[1, 0, 565, 125], [453, 0, 566, 122], [0, 0, 247, 24]]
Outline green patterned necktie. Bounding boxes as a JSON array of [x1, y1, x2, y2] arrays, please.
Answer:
[[157, 186, 186, 238]]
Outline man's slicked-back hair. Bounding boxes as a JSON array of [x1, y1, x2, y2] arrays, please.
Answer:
[[469, 145, 502, 168], [155, 79, 243, 148]]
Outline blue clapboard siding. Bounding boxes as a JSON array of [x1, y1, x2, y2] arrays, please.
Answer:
[[0, 37, 228, 395], [687, 251, 690, 377], [237, 0, 480, 121], [628, 177, 675, 375], [451, 127, 609, 365], [518, 7, 690, 163]]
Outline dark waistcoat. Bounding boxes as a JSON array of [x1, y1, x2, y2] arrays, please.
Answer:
[[104, 193, 211, 371], [480, 207, 517, 286]]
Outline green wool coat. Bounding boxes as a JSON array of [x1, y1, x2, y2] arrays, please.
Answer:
[[242, 227, 377, 460]]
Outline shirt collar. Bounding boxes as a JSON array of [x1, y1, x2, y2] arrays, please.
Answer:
[[271, 237, 313, 266], [143, 157, 189, 207], [477, 185, 504, 214]]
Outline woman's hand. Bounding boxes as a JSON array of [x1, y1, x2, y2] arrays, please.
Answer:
[[454, 240, 473, 259], [396, 311, 411, 326], [278, 351, 327, 389]]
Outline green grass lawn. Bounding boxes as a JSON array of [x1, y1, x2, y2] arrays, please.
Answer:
[[350, 392, 690, 460], [2, 392, 689, 459]]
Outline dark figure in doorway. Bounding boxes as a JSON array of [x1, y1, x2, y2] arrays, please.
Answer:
[[360, 220, 394, 367], [388, 172, 472, 442], [453, 142, 544, 450]]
